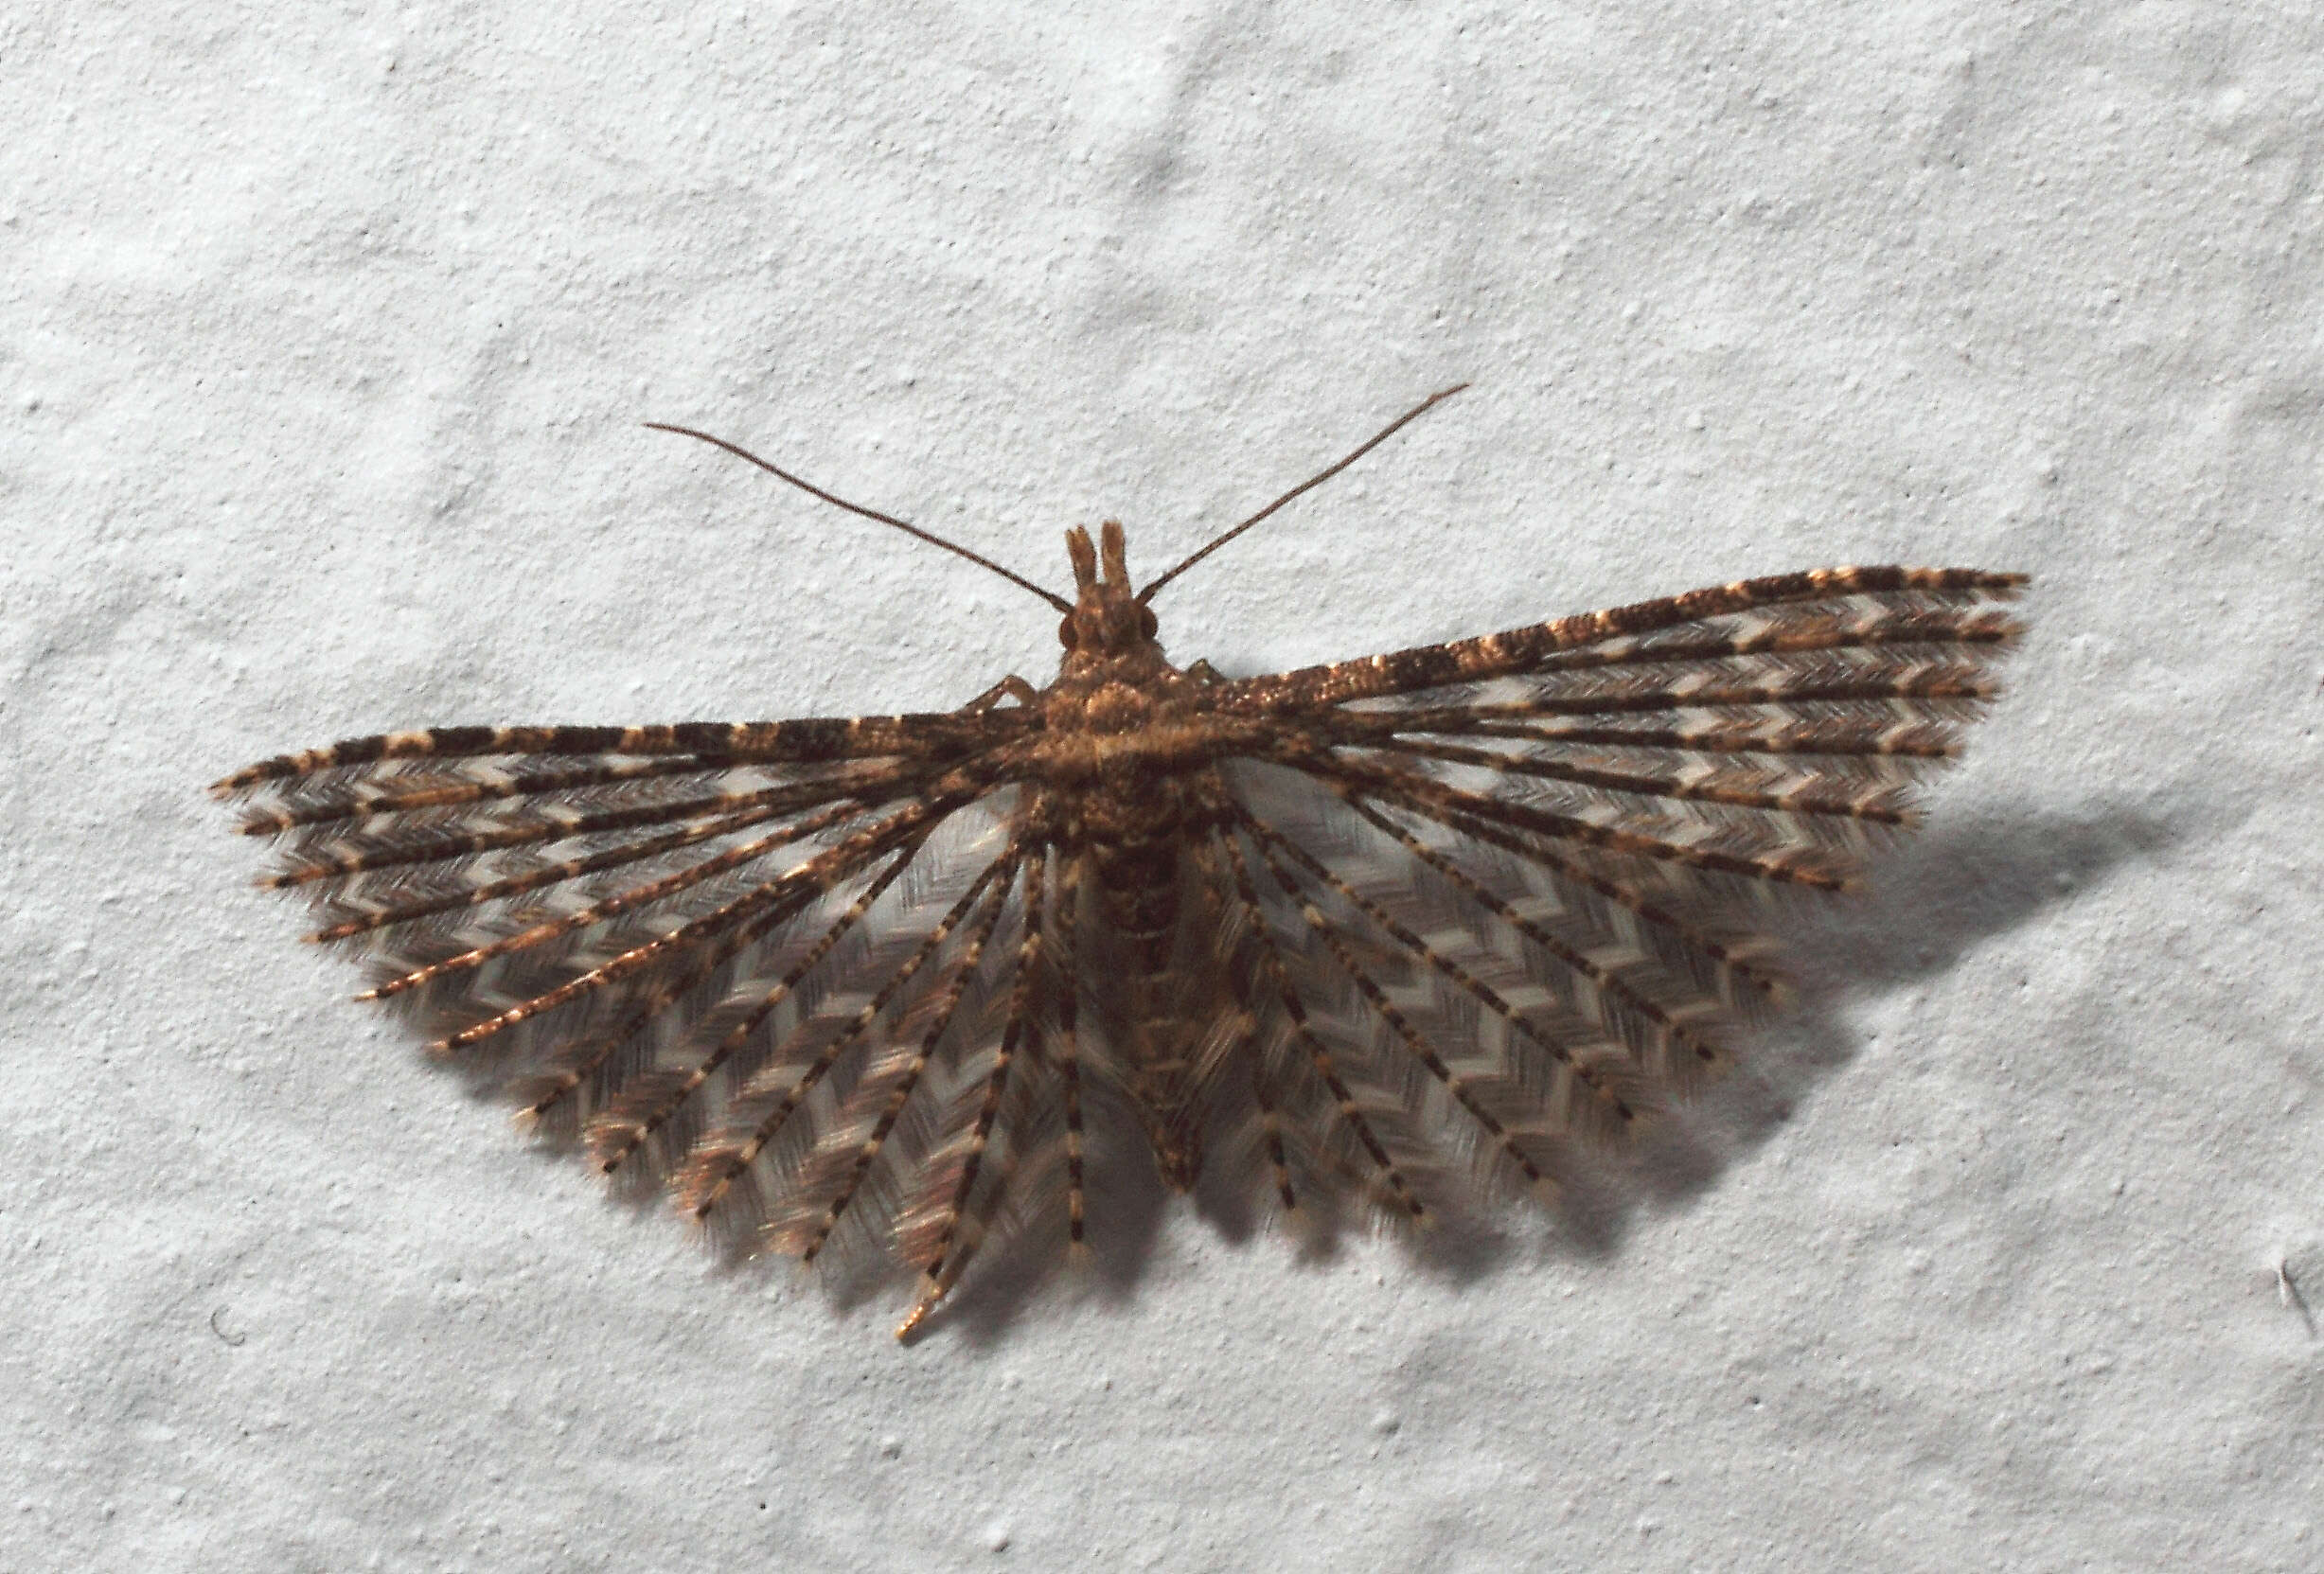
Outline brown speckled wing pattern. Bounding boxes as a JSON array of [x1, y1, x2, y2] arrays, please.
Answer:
[[218, 560, 2023, 1337], [216, 398, 2025, 1339]]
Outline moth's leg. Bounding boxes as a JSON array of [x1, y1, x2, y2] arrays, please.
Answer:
[[958, 676, 1040, 713], [1183, 659, 1224, 684]]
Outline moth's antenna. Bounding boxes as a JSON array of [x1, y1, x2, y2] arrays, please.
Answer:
[[1135, 382, 1471, 605], [646, 423, 1075, 614]]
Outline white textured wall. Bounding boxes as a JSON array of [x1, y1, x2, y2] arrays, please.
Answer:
[[8, 4, 2321, 1568]]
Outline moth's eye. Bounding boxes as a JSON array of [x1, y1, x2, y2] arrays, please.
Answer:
[[1058, 615, 1078, 649], [1137, 605, 1159, 639]]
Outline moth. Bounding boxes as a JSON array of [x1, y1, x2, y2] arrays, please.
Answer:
[[215, 387, 2026, 1338]]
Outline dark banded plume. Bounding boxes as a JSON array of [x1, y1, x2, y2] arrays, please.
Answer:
[[215, 390, 2028, 1338]]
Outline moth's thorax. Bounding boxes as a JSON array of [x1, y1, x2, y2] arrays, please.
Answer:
[[1049, 518, 1186, 737], [1022, 521, 1231, 826], [1053, 618, 1175, 695]]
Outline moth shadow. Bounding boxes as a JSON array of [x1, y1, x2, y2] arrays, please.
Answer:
[[1620, 796, 2181, 1224], [415, 798, 2178, 1341], [910, 799, 2182, 1339], [921, 1158, 1537, 1345], [903, 1143, 1179, 1347], [1781, 796, 2184, 998]]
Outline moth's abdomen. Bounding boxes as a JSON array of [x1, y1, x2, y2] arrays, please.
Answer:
[[1081, 840, 1192, 1190], [1092, 837, 1178, 965]]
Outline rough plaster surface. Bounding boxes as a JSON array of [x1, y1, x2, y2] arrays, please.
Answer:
[[7, 3, 2322, 1568]]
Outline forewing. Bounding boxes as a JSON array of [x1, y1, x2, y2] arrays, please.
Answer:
[[220, 713, 1080, 1331], [1197, 567, 2027, 1223]]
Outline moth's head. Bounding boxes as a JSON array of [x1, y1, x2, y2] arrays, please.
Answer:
[[1059, 520, 1160, 660]]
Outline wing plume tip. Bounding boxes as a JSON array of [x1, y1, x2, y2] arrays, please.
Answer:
[[895, 1278, 945, 1341]]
